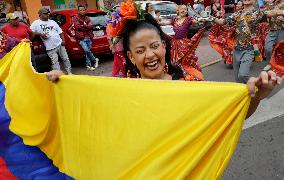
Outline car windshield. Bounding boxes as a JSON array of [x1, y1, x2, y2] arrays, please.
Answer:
[[88, 13, 107, 27], [153, 3, 177, 15]]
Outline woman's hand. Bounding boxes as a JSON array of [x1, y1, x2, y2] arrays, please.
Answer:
[[247, 70, 282, 99], [246, 71, 283, 118], [45, 70, 64, 82]]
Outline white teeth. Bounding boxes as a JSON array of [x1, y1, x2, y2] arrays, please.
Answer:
[[147, 61, 158, 66]]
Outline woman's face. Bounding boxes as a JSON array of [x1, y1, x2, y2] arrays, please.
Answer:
[[236, 1, 243, 10], [16, 6, 21, 11], [127, 29, 166, 79], [147, 4, 154, 12], [178, 6, 188, 17], [243, 0, 255, 5]]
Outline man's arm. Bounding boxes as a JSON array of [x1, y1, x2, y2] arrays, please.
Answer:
[[213, 18, 226, 25], [265, 9, 284, 17], [73, 16, 85, 31], [60, 33, 65, 46], [85, 17, 93, 30]]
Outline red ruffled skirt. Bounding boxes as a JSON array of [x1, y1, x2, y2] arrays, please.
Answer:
[[208, 24, 235, 65], [258, 22, 269, 58], [170, 28, 205, 81]]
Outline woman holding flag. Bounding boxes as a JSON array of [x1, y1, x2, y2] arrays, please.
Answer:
[[46, 0, 282, 118]]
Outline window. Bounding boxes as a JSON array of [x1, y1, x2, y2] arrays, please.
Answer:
[[87, 13, 107, 29], [50, 14, 66, 27], [153, 3, 177, 15]]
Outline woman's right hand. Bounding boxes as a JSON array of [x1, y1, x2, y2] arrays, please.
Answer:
[[45, 70, 64, 82]]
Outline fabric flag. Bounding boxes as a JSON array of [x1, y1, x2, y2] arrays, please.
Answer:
[[0, 42, 251, 179]]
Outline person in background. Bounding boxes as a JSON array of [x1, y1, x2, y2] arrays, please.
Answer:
[[193, 0, 205, 14], [110, 37, 126, 77], [212, 0, 284, 83], [162, 5, 205, 81], [263, 0, 284, 71], [211, 0, 222, 17], [236, 0, 244, 11], [73, 4, 99, 71], [224, 0, 235, 17], [0, 31, 19, 59], [155, 10, 162, 23], [14, 5, 29, 23], [0, 0, 11, 14], [1, 13, 33, 41], [0, 12, 5, 19], [30, 7, 72, 74], [145, 3, 157, 19]]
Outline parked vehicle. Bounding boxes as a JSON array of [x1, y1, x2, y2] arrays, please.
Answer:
[[32, 9, 111, 72], [135, 1, 177, 36], [186, 5, 211, 38], [50, 9, 110, 60], [134, 1, 208, 38]]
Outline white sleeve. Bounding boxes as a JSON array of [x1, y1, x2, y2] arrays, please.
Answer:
[[30, 21, 37, 32], [52, 20, 63, 34]]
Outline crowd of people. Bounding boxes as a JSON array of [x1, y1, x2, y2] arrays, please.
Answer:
[[0, 5, 101, 74]]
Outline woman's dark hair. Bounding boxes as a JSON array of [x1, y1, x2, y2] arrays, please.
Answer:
[[145, 3, 152, 12], [122, 15, 183, 80]]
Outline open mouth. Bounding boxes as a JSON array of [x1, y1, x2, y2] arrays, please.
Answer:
[[145, 60, 160, 71]]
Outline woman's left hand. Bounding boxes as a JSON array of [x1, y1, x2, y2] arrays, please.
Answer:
[[247, 70, 283, 100]]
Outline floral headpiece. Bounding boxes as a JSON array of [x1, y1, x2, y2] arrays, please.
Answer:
[[106, 0, 144, 39]]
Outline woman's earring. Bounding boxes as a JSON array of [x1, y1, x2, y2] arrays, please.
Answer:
[[127, 70, 131, 78], [164, 63, 169, 73], [133, 65, 140, 78]]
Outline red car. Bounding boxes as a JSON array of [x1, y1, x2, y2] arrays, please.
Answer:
[[32, 9, 110, 59], [49, 9, 111, 60]]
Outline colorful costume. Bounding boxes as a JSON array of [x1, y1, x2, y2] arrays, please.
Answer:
[[258, 22, 269, 58], [225, 9, 266, 83], [171, 16, 204, 81], [111, 38, 126, 77], [264, 3, 284, 62], [0, 32, 19, 59], [209, 23, 235, 65], [209, 4, 235, 65], [271, 39, 284, 75]]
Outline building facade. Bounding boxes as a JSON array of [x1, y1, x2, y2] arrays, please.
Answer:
[[0, 0, 98, 23]]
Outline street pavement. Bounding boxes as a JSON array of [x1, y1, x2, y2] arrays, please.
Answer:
[[203, 61, 284, 180], [71, 35, 284, 179]]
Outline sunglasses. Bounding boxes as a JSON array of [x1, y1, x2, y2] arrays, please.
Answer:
[[42, 12, 50, 15]]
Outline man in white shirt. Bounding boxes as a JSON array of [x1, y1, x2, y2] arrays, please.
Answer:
[[31, 7, 72, 74]]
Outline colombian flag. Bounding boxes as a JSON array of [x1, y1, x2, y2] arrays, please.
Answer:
[[0, 42, 251, 179]]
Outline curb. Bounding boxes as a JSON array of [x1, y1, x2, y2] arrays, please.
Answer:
[[201, 58, 223, 68]]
